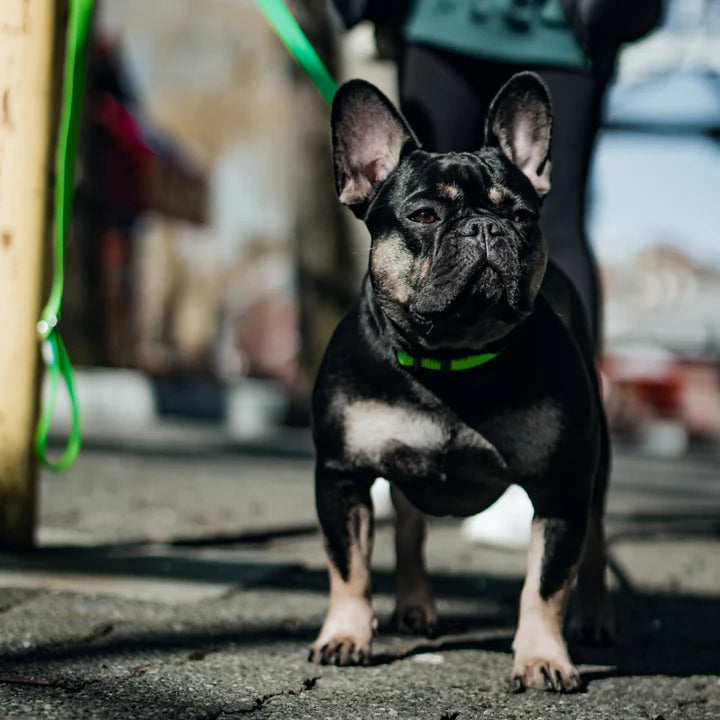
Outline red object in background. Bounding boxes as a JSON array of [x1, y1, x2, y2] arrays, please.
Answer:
[[603, 353, 720, 440], [95, 94, 155, 218], [603, 353, 684, 418], [680, 361, 720, 438], [96, 94, 207, 225], [633, 372, 685, 418]]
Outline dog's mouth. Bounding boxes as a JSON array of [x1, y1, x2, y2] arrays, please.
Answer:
[[409, 264, 515, 336]]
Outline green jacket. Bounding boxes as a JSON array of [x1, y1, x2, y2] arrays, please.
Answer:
[[400, 0, 588, 70], [333, 0, 662, 75]]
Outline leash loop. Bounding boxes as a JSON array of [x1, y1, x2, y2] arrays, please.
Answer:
[[35, 0, 94, 471]]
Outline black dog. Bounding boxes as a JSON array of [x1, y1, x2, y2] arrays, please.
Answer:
[[308, 73, 613, 693]]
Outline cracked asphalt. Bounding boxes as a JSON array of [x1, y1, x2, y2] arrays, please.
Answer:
[[0, 436, 719, 719]]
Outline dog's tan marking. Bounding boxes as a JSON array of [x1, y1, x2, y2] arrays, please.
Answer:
[[512, 518, 580, 691], [344, 401, 448, 465], [417, 255, 432, 282], [437, 183, 460, 200], [488, 186, 508, 206], [371, 234, 413, 303], [391, 485, 437, 635], [311, 505, 375, 665]]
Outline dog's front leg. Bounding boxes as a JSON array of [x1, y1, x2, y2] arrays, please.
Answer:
[[512, 513, 587, 692], [310, 462, 375, 666]]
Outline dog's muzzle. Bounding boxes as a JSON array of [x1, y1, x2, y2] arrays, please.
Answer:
[[409, 218, 517, 324]]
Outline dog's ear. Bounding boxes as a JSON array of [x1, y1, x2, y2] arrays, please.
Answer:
[[485, 72, 553, 197], [332, 79, 419, 217]]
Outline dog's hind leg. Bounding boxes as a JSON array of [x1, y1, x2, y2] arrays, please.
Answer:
[[309, 462, 375, 666], [571, 416, 615, 644], [391, 484, 437, 637]]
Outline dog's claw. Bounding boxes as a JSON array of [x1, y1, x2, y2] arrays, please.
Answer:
[[309, 637, 370, 667], [541, 667, 555, 692], [512, 658, 582, 693], [568, 673, 582, 692], [332, 643, 343, 665]]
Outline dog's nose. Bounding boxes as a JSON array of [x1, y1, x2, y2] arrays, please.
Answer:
[[458, 217, 501, 239], [486, 222, 502, 237], [458, 219, 480, 237], [458, 218, 481, 237]]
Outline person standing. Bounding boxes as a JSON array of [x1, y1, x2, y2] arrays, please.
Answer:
[[332, 0, 662, 352], [332, 0, 662, 546]]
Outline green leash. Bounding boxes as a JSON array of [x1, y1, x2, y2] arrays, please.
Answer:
[[255, 1, 502, 374], [255, 0, 338, 104], [35, 0, 94, 471], [36, 0, 326, 471]]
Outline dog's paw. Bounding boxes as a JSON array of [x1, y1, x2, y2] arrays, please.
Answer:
[[568, 615, 616, 646], [393, 602, 438, 637], [309, 599, 374, 666], [568, 595, 616, 646], [511, 656, 582, 693], [308, 636, 371, 666]]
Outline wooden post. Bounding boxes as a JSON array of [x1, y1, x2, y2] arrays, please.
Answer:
[[0, 0, 61, 550]]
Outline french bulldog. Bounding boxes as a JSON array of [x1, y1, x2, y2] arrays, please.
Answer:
[[308, 72, 613, 693]]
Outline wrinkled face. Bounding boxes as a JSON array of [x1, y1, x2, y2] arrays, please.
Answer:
[[331, 73, 553, 351], [367, 148, 547, 349]]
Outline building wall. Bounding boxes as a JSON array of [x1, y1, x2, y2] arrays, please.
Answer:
[[98, 0, 301, 377]]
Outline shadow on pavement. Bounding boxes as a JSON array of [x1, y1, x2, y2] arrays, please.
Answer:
[[2, 486, 719, 682], [0, 555, 718, 680]]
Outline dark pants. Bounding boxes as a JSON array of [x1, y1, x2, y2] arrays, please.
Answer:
[[398, 43, 606, 350]]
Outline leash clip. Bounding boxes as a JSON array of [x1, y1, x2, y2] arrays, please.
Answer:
[[37, 315, 58, 340]]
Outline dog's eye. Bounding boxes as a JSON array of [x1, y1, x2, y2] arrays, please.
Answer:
[[513, 209, 535, 224], [408, 208, 439, 224]]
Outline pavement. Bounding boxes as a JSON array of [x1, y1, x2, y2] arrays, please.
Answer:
[[0, 427, 719, 719]]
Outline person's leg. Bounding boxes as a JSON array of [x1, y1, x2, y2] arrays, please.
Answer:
[[399, 48, 605, 350], [398, 44, 491, 152], [534, 69, 607, 351]]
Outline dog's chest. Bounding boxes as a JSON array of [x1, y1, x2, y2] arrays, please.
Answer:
[[341, 398, 562, 481]]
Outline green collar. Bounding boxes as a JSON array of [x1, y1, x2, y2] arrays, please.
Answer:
[[396, 349, 499, 372]]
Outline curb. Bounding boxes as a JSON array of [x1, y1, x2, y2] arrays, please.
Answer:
[[43, 368, 313, 457]]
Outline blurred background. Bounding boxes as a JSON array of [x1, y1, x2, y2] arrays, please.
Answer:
[[2, 7, 717, 712], [54, 0, 720, 459]]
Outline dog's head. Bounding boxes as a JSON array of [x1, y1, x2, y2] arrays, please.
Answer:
[[331, 73, 553, 350]]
